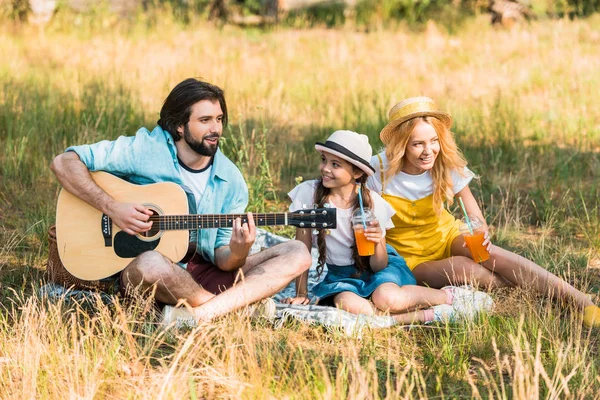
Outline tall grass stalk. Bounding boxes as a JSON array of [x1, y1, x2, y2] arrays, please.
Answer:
[[0, 289, 598, 397]]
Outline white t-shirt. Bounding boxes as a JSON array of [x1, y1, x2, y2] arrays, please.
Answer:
[[367, 152, 475, 200], [179, 158, 213, 210], [288, 180, 396, 266]]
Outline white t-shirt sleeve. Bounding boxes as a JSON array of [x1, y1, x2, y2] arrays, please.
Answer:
[[288, 180, 318, 211], [367, 155, 383, 193], [370, 191, 396, 235], [451, 167, 475, 194]]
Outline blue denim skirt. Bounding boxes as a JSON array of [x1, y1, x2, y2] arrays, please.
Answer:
[[312, 244, 417, 302]]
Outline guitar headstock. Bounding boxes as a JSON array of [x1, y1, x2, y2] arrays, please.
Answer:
[[288, 208, 336, 229]]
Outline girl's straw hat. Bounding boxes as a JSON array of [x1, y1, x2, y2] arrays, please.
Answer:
[[379, 97, 452, 145], [315, 130, 376, 176]]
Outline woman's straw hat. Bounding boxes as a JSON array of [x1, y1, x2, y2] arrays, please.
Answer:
[[379, 97, 452, 145], [315, 130, 376, 176]]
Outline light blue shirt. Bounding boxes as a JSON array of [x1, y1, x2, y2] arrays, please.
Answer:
[[66, 125, 248, 264]]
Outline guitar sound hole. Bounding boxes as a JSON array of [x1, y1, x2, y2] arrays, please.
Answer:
[[140, 209, 161, 239]]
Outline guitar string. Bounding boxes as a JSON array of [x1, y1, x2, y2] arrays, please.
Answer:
[[147, 215, 330, 222], [146, 212, 330, 220], [146, 212, 332, 229]]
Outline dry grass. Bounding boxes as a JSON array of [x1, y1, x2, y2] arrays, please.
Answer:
[[1, 11, 599, 398]]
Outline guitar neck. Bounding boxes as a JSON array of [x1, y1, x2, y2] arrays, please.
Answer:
[[149, 213, 288, 230]]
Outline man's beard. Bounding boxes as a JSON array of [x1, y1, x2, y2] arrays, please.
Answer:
[[183, 123, 219, 157]]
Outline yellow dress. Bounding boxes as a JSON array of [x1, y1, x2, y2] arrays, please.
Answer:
[[376, 155, 462, 270]]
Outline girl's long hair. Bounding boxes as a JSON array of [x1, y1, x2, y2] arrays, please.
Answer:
[[384, 116, 468, 213], [313, 171, 373, 277]]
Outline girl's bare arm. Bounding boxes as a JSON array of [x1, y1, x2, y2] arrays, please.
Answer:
[[281, 228, 312, 304], [367, 220, 388, 272]]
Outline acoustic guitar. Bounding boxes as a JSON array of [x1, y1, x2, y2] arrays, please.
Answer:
[[56, 171, 336, 281]]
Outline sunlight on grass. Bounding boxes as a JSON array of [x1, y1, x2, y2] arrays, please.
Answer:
[[0, 10, 599, 398]]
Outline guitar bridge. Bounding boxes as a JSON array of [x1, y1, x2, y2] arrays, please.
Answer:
[[101, 214, 112, 247]]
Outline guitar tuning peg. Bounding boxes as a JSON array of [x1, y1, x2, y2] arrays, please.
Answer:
[[302, 203, 308, 209], [323, 202, 331, 208], [325, 229, 331, 235], [313, 203, 318, 209], [312, 229, 319, 235]]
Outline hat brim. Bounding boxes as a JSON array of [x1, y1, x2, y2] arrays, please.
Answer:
[[379, 111, 452, 145], [315, 142, 375, 176]]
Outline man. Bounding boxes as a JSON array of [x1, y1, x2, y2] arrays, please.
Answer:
[[50, 78, 312, 325]]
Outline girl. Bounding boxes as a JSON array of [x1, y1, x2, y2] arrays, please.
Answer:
[[368, 96, 600, 328], [282, 130, 492, 324]]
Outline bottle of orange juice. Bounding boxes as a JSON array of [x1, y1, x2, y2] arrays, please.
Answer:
[[351, 208, 376, 256], [460, 216, 490, 263]]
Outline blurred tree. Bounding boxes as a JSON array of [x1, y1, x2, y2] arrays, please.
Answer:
[[27, 0, 56, 26], [489, 0, 536, 26]]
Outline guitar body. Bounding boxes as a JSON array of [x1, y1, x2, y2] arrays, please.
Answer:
[[56, 172, 192, 281], [56, 171, 337, 282]]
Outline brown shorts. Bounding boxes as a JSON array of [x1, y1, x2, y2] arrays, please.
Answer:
[[186, 253, 236, 295]]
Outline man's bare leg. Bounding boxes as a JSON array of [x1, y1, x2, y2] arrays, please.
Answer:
[[192, 240, 312, 321], [120, 251, 215, 306], [121, 240, 311, 320]]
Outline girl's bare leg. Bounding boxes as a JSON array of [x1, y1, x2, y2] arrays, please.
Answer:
[[333, 290, 431, 325], [370, 282, 447, 312], [333, 291, 378, 315], [391, 310, 428, 324]]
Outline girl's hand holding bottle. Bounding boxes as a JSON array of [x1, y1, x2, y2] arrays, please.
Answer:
[[364, 219, 383, 245]]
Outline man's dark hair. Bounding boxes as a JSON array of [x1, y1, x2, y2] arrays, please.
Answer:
[[157, 78, 228, 141]]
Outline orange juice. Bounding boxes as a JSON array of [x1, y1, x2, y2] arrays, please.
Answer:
[[464, 230, 490, 263], [354, 227, 375, 256]]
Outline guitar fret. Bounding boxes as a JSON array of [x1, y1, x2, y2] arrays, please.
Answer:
[[150, 210, 333, 231]]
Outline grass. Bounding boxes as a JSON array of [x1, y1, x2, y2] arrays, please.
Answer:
[[1, 10, 599, 398]]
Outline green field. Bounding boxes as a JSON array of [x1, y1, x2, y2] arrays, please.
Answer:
[[1, 10, 599, 398]]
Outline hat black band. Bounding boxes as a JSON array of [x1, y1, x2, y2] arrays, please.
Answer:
[[316, 141, 376, 173]]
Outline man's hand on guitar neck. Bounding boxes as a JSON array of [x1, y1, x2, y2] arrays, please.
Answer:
[[107, 201, 154, 235], [230, 212, 256, 259], [215, 212, 256, 271]]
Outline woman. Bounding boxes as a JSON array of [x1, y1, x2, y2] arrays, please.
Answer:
[[367, 96, 599, 327]]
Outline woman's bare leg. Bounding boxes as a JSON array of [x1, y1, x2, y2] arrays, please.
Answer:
[[480, 245, 593, 309], [448, 234, 593, 308], [412, 250, 511, 290]]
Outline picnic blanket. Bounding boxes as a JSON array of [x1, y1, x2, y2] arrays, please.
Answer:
[[40, 229, 491, 337]]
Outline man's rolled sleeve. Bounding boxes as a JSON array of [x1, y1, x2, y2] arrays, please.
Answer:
[[66, 136, 138, 177]]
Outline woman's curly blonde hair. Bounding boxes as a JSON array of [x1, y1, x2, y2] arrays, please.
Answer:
[[384, 116, 469, 213]]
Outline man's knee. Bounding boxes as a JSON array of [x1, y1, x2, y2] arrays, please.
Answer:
[[281, 240, 312, 271], [123, 251, 174, 285]]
